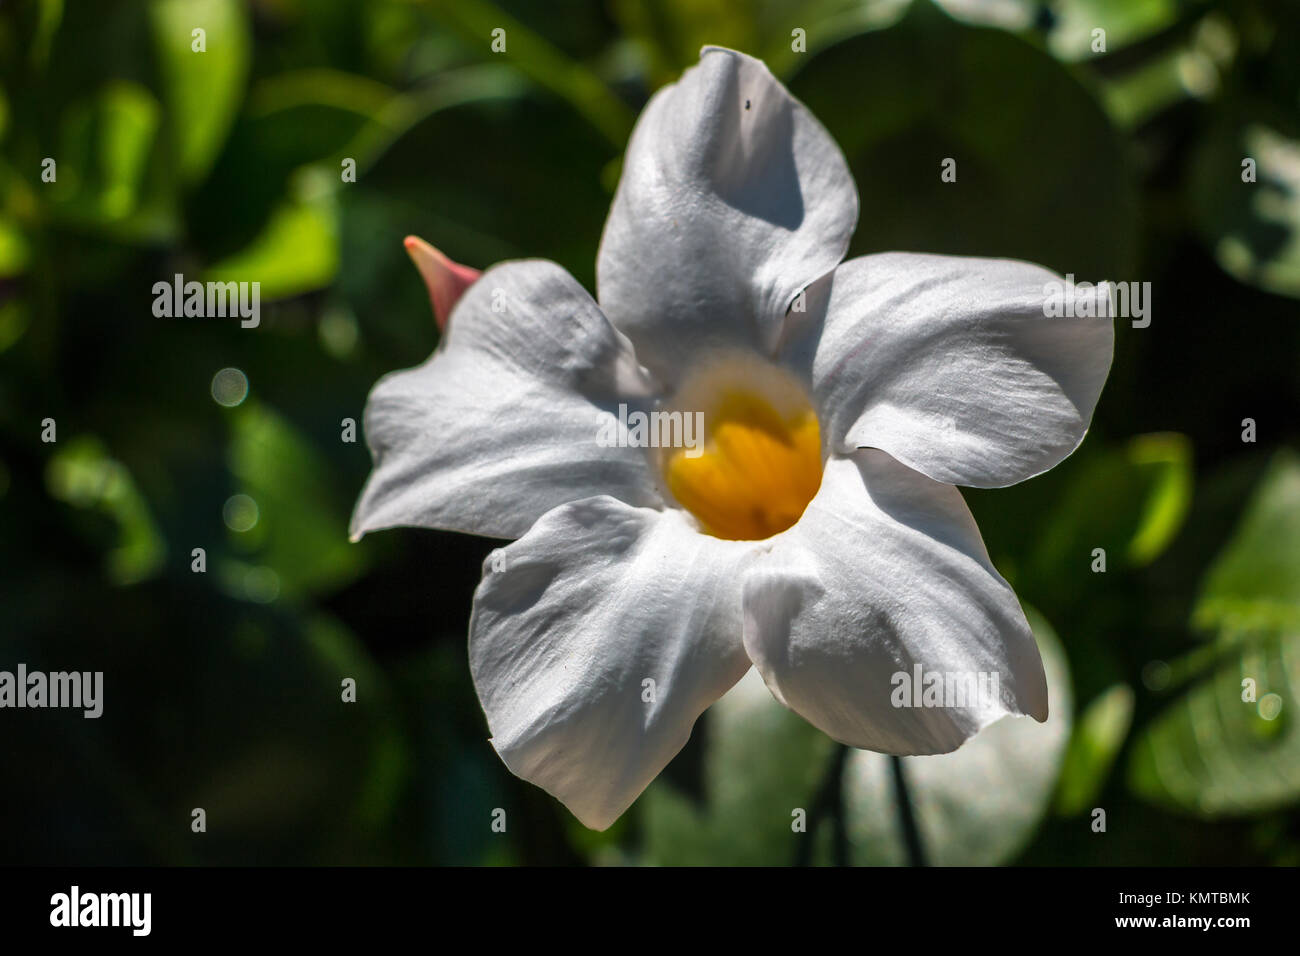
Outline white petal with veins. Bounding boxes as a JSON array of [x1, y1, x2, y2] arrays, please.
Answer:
[[470, 496, 756, 829], [743, 450, 1048, 754], [597, 47, 858, 382], [783, 252, 1114, 487], [351, 260, 661, 541]]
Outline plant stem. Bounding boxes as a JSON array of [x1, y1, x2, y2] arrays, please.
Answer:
[[890, 754, 927, 867], [794, 742, 848, 866]]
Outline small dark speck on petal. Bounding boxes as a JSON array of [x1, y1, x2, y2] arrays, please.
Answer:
[[744, 99, 751, 110]]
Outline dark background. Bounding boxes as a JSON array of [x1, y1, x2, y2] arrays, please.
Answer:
[[1, 0, 1298, 865]]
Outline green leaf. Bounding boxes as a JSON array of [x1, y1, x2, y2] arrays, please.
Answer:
[[54, 81, 162, 224], [1127, 633, 1299, 817], [0, 299, 30, 355], [789, 0, 1138, 280], [1191, 121, 1300, 301], [1129, 453, 1300, 817], [0, 217, 30, 278], [1194, 451, 1300, 635], [610, 0, 906, 84], [31, 0, 65, 68], [204, 170, 340, 301], [1098, 46, 1204, 130], [225, 400, 363, 597], [1054, 683, 1135, 815], [423, 0, 634, 148], [44, 436, 166, 586], [969, 434, 1193, 606], [1126, 435, 1196, 564], [844, 608, 1073, 865], [1047, 0, 1187, 62], [609, 0, 762, 85], [149, 0, 250, 184], [1031, 433, 1193, 584], [640, 668, 836, 865]]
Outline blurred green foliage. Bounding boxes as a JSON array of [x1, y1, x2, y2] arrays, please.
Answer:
[[0, 0, 1298, 865]]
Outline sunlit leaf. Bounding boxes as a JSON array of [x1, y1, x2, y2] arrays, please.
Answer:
[[0, 217, 29, 278], [204, 170, 339, 301], [0, 300, 29, 354], [1047, 0, 1188, 62], [44, 436, 166, 585], [149, 0, 250, 184], [1129, 453, 1300, 817], [30, 0, 64, 68], [1055, 682, 1134, 815], [1031, 434, 1193, 587], [54, 81, 162, 224], [1194, 451, 1300, 635], [1128, 634, 1300, 817]]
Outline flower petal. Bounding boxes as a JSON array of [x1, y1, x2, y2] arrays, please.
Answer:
[[351, 260, 661, 541], [842, 610, 1073, 865], [743, 450, 1048, 755], [597, 46, 857, 382], [470, 496, 755, 829], [785, 253, 1114, 487]]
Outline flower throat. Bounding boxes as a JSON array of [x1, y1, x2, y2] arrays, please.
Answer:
[[663, 387, 822, 541]]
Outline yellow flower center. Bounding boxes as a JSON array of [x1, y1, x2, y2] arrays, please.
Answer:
[[662, 379, 822, 541]]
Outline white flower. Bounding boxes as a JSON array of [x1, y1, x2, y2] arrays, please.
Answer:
[[351, 47, 1114, 830]]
